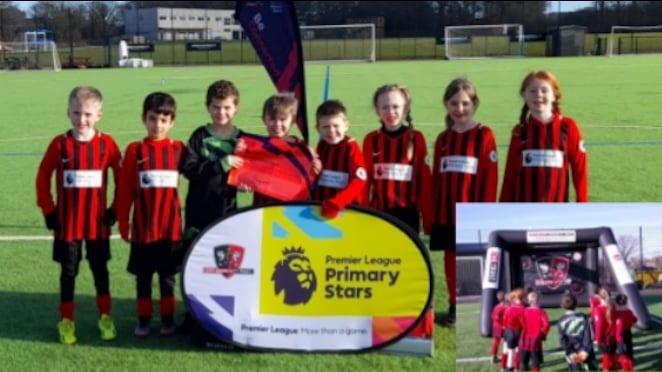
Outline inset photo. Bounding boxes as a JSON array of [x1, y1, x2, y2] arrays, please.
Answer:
[[456, 203, 662, 372]]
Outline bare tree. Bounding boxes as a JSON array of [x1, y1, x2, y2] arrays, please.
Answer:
[[617, 234, 638, 265]]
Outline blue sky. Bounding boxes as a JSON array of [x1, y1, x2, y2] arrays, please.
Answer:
[[457, 203, 662, 258]]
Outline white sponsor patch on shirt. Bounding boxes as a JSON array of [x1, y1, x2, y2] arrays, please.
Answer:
[[439, 155, 478, 174], [318, 170, 349, 189], [373, 163, 413, 181], [139, 170, 179, 188], [521, 149, 564, 168], [63, 170, 102, 188]]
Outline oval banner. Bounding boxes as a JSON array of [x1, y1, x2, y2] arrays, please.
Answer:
[[182, 202, 433, 352]]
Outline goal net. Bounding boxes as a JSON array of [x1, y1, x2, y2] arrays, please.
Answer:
[[457, 256, 484, 297], [444, 24, 524, 59], [0, 41, 61, 71], [607, 25, 662, 56], [300, 24, 376, 63]]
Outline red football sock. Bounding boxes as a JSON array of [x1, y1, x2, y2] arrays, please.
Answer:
[[491, 337, 500, 356], [96, 294, 111, 315], [137, 297, 153, 318], [602, 353, 611, 371], [160, 296, 176, 318], [444, 250, 456, 305], [501, 352, 507, 369], [514, 350, 520, 370], [59, 301, 75, 320]]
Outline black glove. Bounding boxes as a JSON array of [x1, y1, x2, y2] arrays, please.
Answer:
[[45, 211, 61, 231], [616, 342, 627, 355], [103, 208, 117, 227]]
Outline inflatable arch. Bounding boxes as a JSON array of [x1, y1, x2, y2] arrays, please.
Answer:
[[479, 227, 652, 337]]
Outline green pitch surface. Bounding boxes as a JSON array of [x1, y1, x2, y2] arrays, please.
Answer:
[[456, 298, 662, 371], [0, 56, 661, 370]]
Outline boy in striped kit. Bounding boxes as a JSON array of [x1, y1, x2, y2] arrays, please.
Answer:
[[312, 99, 367, 217], [250, 92, 319, 206], [36, 86, 121, 344], [116, 92, 185, 337]]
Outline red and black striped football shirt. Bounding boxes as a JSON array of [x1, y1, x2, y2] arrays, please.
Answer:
[[36, 130, 121, 242], [362, 127, 431, 211], [117, 138, 184, 243], [429, 124, 498, 228], [312, 136, 367, 208], [500, 114, 587, 202]]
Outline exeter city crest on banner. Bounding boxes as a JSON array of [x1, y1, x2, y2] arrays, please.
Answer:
[[535, 256, 569, 290], [182, 203, 433, 352]]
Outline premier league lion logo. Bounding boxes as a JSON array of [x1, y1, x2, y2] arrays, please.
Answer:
[[271, 246, 317, 305]]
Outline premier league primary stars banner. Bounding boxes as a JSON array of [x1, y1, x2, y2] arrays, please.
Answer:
[[182, 203, 433, 352]]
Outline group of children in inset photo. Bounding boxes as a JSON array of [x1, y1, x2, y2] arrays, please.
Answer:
[[35, 69, 589, 350], [491, 288, 637, 372]]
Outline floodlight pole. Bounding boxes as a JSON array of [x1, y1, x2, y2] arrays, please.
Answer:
[[68, 7, 74, 61], [557, 1, 561, 29], [639, 226, 644, 268], [0, 6, 4, 42]]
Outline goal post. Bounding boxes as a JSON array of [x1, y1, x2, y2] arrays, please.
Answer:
[[444, 23, 524, 59], [607, 25, 662, 56], [0, 41, 61, 71], [300, 23, 376, 63]]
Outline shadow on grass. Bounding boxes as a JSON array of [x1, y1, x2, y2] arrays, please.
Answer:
[[0, 290, 244, 353]]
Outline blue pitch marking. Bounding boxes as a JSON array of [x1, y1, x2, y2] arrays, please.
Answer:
[[3, 141, 662, 157], [281, 205, 342, 239]]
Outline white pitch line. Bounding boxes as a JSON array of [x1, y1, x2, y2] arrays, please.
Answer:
[[458, 343, 662, 363]]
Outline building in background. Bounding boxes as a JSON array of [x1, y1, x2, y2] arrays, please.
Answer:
[[123, 7, 239, 42]]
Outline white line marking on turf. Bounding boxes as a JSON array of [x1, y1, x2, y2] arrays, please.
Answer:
[[457, 343, 662, 363]]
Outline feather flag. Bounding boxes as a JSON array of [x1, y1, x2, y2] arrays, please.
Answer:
[[235, 1, 309, 144]]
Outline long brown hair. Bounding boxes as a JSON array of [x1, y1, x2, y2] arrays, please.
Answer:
[[518, 70, 562, 124], [443, 78, 479, 128]]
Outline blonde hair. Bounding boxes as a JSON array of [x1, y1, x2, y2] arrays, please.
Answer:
[[68, 86, 103, 107]]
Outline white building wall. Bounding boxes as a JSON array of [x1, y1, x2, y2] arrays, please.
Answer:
[[123, 7, 239, 41]]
